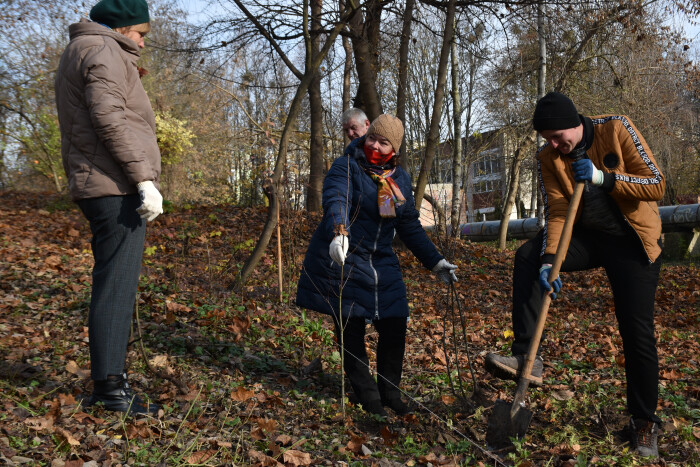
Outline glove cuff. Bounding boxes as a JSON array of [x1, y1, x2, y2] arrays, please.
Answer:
[[137, 180, 155, 190], [592, 168, 605, 186], [539, 263, 552, 274]]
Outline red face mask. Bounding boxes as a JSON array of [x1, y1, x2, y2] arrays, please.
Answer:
[[364, 145, 395, 166]]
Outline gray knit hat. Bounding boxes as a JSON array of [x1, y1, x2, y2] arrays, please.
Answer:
[[532, 92, 581, 131], [366, 114, 404, 153], [90, 0, 150, 29]]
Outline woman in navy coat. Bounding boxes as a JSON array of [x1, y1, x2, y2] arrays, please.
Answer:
[[296, 114, 458, 416]]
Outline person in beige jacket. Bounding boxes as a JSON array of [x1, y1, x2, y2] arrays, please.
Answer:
[[484, 92, 664, 457], [55, 0, 162, 415]]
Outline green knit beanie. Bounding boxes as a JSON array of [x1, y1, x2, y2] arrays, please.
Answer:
[[90, 0, 150, 29]]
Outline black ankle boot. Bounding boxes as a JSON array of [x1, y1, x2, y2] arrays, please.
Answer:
[[362, 398, 387, 418], [87, 373, 159, 415], [382, 397, 411, 415]]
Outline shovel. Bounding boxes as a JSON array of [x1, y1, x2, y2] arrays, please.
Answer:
[[486, 178, 585, 450]]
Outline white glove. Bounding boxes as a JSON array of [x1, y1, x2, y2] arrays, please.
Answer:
[[432, 258, 458, 284], [136, 181, 163, 222], [329, 234, 349, 265]]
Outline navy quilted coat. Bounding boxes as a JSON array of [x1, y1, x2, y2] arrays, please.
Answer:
[[296, 137, 443, 321]]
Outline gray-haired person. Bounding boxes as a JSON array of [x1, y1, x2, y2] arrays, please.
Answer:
[[341, 108, 370, 142]]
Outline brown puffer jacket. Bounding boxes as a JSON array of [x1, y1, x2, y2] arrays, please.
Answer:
[[55, 19, 161, 201], [538, 115, 665, 263]]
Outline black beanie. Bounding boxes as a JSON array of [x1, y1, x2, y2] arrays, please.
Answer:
[[90, 0, 150, 29], [532, 92, 581, 131]]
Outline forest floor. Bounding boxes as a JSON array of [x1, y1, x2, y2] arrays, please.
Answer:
[[1, 190, 698, 467]]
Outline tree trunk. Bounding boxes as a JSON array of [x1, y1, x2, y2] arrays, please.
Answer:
[[348, 0, 383, 119], [395, 0, 415, 159], [530, 160, 539, 218], [413, 0, 457, 209], [531, 0, 547, 219], [461, 53, 476, 223], [449, 17, 462, 236], [497, 145, 523, 250], [497, 133, 535, 250], [423, 191, 446, 236], [306, 0, 324, 212], [341, 0, 353, 147]]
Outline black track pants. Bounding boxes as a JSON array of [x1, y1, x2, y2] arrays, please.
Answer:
[[511, 228, 661, 422]]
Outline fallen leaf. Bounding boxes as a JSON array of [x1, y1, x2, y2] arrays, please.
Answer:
[[346, 433, 366, 454], [44, 255, 62, 269], [551, 389, 575, 401], [65, 360, 90, 378], [54, 427, 81, 446], [282, 449, 312, 466], [25, 416, 54, 431], [231, 386, 256, 401], [186, 450, 217, 464], [441, 394, 456, 405], [380, 426, 398, 446], [166, 300, 192, 313], [434, 348, 447, 365], [256, 417, 277, 433], [73, 412, 105, 425], [660, 369, 682, 380], [248, 449, 279, 467]]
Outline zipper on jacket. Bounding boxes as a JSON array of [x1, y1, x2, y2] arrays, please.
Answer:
[[369, 218, 383, 320]]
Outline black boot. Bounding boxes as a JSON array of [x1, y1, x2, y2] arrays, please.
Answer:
[[376, 318, 411, 415], [86, 373, 159, 415], [334, 317, 382, 412], [361, 398, 388, 417]]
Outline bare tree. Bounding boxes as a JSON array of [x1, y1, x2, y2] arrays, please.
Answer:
[[450, 16, 462, 235], [307, 0, 325, 212], [413, 0, 457, 209]]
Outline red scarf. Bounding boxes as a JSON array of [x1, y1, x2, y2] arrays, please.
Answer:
[[364, 146, 394, 166]]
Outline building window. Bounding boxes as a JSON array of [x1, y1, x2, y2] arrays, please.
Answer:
[[473, 149, 502, 177], [474, 178, 500, 194]]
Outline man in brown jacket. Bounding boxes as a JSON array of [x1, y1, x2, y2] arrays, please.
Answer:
[[485, 92, 664, 457], [55, 0, 161, 415]]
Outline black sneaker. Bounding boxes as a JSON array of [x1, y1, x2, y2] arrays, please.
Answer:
[[629, 418, 659, 457], [484, 353, 543, 386], [85, 373, 159, 415]]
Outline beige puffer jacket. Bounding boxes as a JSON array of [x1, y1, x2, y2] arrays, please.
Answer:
[[538, 115, 664, 263], [55, 19, 161, 201]]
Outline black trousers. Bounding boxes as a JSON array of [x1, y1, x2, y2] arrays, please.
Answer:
[[78, 195, 146, 381], [333, 316, 407, 404], [512, 228, 661, 422]]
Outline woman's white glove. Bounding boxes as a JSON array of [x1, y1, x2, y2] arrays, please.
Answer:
[[329, 234, 349, 265], [136, 181, 163, 222], [432, 258, 458, 284]]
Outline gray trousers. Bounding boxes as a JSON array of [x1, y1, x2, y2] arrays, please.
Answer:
[[78, 195, 145, 381]]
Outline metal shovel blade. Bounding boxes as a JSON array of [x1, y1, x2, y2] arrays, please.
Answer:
[[485, 398, 533, 450]]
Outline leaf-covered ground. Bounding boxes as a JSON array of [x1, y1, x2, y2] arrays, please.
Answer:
[[1, 191, 698, 467]]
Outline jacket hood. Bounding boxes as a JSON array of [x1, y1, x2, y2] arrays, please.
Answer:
[[69, 18, 141, 57]]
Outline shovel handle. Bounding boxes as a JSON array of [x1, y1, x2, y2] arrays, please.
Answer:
[[511, 181, 585, 410]]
